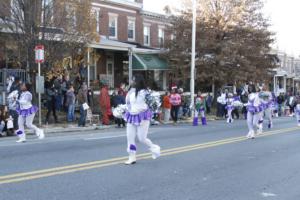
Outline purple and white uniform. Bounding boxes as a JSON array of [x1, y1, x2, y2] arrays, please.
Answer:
[[124, 88, 160, 164], [16, 91, 44, 142], [246, 92, 263, 138]]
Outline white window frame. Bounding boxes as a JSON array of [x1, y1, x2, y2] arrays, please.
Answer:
[[42, 0, 54, 24], [108, 13, 118, 39], [91, 7, 100, 33], [66, 4, 76, 27], [10, 0, 24, 21], [127, 17, 135, 41], [158, 27, 165, 47], [143, 24, 151, 46]]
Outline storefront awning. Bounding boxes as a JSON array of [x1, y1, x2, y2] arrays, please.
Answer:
[[133, 53, 169, 70]]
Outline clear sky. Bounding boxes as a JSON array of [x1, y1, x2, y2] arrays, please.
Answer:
[[144, 0, 300, 56]]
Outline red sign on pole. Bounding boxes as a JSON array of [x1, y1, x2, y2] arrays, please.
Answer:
[[35, 45, 45, 63]]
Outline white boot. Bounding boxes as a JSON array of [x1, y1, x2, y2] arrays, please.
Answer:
[[37, 129, 45, 139], [257, 124, 263, 135], [246, 130, 255, 139], [150, 145, 161, 159], [16, 136, 26, 143], [125, 153, 136, 165]]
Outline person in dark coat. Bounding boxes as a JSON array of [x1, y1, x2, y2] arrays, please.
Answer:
[[113, 90, 126, 128], [45, 80, 58, 124]]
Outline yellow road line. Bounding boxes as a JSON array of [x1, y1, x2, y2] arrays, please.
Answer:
[[0, 126, 298, 185]]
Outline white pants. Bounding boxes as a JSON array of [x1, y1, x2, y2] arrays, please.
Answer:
[[263, 108, 273, 125], [18, 113, 41, 139], [126, 120, 155, 154], [227, 109, 233, 122], [163, 108, 171, 123], [247, 111, 261, 133], [195, 110, 205, 118], [296, 104, 300, 124]]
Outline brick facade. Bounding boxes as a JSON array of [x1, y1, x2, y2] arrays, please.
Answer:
[[92, 0, 170, 48]]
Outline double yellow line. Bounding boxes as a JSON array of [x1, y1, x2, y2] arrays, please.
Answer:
[[0, 126, 299, 185]]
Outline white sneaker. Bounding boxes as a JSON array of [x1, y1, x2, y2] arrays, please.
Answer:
[[16, 138, 26, 143], [298, 123, 300, 127], [38, 129, 45, 140], [125, 154, 137, 165], [151, 145, 161, 159], [257, 124, 263, 135], [246, 130, 255, 139]]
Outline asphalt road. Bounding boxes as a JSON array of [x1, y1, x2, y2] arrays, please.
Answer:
[[0, 117, 299, 200]]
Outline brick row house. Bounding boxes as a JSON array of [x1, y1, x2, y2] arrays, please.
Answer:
[[88, 0, 171, 90], [0, 0, 171, 90]]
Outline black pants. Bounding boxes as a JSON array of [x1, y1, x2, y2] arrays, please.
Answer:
[[171, 105, 180, 123], [9, 110, 18, 130], [232, 108, 239, 119], [242, 106, 247, 119], [115, 118, 125, 127], [289, 105, 296, 114], [46, 100, 58, 123]]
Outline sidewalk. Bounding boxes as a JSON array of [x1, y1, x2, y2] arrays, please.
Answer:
[[23, 115, 217, 136]]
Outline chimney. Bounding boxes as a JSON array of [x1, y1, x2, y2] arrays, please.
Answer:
[[136, 0, 143, 4]]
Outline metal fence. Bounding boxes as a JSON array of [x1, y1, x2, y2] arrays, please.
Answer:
[[0, 69, 27, 87], [0, 69, 27, 105]]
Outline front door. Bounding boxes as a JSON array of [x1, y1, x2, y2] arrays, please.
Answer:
[[106, 59, 114, 88]]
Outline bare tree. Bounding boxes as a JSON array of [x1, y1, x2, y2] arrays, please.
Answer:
[[0, 0, 98, 75], [165, 0, 276, 92]]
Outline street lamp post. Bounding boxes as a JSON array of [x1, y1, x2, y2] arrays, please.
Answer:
[[190, 0, 197, 118]]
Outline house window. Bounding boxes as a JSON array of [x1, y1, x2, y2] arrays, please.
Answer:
[[10, 0, 24, 20], [109, 14, 118, 39], [92, 8, 100, 33], [66, 4, 76, 27], [128, 19, 135, 41], [144, 25, 150, 46], [158, 27, 164, 47], [42, 0, 53, 24]]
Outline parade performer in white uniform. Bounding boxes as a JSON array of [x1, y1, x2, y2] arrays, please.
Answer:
[[124, 75, 160, 165], [246, 86, 263, 139], [16, 83, 45, 143], [258, 86, 273, 132], [225, 93, 234, 123], [226, 93, 243, 123]]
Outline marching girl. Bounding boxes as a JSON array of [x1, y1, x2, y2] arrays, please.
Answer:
[[194, 92, 207, 125], [258, 86, 273, 132], [124, 74, 160, 165], [246, 85, 263, 139], [225, 93, 234, 123], [16, 83, 45, 143]]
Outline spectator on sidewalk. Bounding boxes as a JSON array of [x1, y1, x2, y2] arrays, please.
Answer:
[[162, 91, 171, 123], [170, 87, 181, 124], [54, 75, 63, 112], [87, 87, 94, 109], [287, 92, 296, 116], [99, 80, 112, 125], [206, 93, 213, 114], [66, 85, 76, 123], [113, 90, 126, 128], [277, 93, 285, 116], [45, 80, 58, 124], [77, 82, 88, 127], [118, 83, 127, 97], [9, 76, 21, 94]]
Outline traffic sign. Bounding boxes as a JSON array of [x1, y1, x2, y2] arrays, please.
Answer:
[[35, 45, 44, 63]]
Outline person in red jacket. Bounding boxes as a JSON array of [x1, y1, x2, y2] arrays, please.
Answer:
[[99, 81, 112, 125], [162, 91, 171, 123]]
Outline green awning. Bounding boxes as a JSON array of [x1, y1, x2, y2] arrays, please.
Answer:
[[132, 53, 169, 70]]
